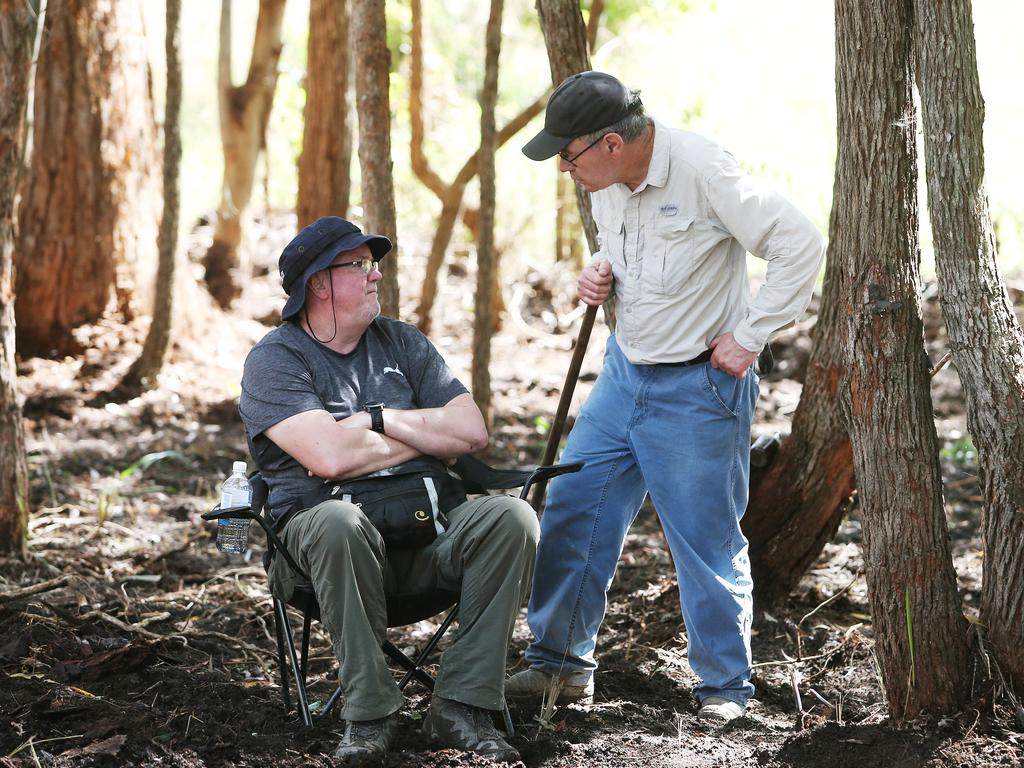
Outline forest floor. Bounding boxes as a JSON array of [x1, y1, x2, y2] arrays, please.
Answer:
[[2, 216, 1023, 767]]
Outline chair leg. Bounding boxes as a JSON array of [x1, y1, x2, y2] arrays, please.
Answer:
[[397, 604, 459, 690], [501, 701, 515, 738], [300, 610, 312, 684], [271, 598, 291, 713], [318, 684, 344, 722], [275, 598, 314, 728]]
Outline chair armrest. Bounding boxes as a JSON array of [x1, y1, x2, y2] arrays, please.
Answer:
[[201, 504, 256, 522], [518, 462, 585, 501], [201, 504, 309, 580]]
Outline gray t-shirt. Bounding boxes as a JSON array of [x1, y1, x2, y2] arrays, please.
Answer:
[[239, 317, 469, 518]]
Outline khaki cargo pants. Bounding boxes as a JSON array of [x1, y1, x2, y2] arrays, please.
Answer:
[[267, 494, 539, 721]]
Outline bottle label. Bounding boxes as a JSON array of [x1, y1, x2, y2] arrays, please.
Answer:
[[221, 489, 251, 509]]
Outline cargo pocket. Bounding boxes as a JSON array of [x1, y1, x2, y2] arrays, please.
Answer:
[[645, 215, 697, 295]]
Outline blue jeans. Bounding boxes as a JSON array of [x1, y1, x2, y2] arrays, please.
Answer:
[[524, 336, 757, 705]]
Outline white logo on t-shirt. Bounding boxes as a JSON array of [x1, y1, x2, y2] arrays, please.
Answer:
[[383, 366, 405, 377]]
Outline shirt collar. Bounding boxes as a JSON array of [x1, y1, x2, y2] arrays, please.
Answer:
[[623, 118, 669, 195]]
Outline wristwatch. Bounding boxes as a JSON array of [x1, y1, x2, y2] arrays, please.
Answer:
[[365, 402, 385, 433]]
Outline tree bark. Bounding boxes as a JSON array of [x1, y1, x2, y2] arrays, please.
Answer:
[[16, 0, 160, 357], [0, 0, 35, 556], [203, 0, 285, 309], [297, 0, 351, 228], [836, 0, 969, 719], [122, 0, 183, 393], [535, 0, 598, 256], [409, 0, 545, 334], [472, 0, 504, 428], [914, 0, 1024, 693], [352, 0, 398, 317]]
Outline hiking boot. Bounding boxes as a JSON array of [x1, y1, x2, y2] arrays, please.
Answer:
[[504, 668, 594, 704], [697, 696, 746, 722], [422, 696, 520, 763], [333, 713, 398, 761]]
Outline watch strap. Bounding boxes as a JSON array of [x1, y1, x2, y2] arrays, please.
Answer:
[[366, 403, 385, 433]]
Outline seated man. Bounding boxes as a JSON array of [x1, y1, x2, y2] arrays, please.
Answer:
[[239, 216, 537, 763]]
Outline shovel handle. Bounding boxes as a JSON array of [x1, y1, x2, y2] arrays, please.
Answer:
[[531, 304, 599, 510]]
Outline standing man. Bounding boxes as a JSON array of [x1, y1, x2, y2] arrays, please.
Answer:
[[240, 216, 536, 762], [509, 72, 825, 721]]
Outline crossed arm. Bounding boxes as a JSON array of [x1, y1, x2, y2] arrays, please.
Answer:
[[264, 392, 488, 480]]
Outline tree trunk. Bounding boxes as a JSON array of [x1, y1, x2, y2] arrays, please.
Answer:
[[472, 0, 503, 428], [16, 0, 160, 357], [409, 0, 545, 334], [122, 0, 183, 393], [351, 0, 398, 317], [297, 0, 351, 228], [203, 0, 285, 309], [535, 0, 598, 256], [914, 0, 1024, 693], [0, 0, 35, 556], [535, 0, 616, 331], [836, 0, 969, 719]]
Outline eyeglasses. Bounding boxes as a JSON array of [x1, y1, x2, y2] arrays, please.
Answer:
[[559, 134, 605, 167], [326, 258, 380, 276]]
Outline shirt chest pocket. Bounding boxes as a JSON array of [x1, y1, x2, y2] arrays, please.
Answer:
[[643, 215, 701, 295]]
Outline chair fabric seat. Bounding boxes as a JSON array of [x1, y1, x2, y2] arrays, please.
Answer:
[[287, 582, 459, 627]]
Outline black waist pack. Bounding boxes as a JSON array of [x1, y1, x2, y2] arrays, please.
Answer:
[[292, 470, 466, 549]]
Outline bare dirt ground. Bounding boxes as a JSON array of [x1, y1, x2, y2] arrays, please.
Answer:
[[2, 218, 1023, 767]]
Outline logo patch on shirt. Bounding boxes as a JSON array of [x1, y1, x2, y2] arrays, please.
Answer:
[[383, 366, 405, 377], [659, 204, 679, 217]]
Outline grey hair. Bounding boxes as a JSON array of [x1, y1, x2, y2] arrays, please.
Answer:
[[581, 89, 652, 144]]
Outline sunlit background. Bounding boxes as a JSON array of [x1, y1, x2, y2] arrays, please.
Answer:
[[140, 0, 1024, 283]]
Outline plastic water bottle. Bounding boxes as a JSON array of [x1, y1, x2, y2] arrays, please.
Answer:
[[216, 461, 252, 554]]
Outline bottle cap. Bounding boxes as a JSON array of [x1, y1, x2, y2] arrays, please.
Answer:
[[232, 461, 248, 473]]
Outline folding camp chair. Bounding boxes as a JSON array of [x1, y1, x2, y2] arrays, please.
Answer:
[[202, 455, 582, 736]]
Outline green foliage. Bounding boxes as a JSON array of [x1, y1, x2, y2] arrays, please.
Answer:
[[119, 451, 189, 480], [941, 437, 977, 466], [599, 0, 692, 30]]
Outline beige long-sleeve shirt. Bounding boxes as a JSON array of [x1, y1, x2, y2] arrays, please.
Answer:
[[591, 120, 825, 365]]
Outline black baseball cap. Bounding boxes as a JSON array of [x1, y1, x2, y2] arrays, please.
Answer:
[[522, 71, 639, 161], [278, 216, 391, 320]]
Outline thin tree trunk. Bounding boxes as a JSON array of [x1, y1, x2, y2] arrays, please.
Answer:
[[0, 0, 35, 556], [409, 0, 545, 333], [535, 0, 597, 256], [472, 0, 504, 428], [914, 0, 1024, 693], [122, 0, 183, 392], [297, 0, 351, 227], [16, 0, 160, 357], [535, 0, 616, 331], [352, 0, 398, 316], [836, 0, 969, 719], [203, 0, 285, 309]]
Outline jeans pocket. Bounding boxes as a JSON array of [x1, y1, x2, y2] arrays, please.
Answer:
[[701, 364, 741, 417]]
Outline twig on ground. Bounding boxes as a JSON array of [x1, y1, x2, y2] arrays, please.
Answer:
[[7, 734, 85, 759], [78, 609, 176, 643], [798, 571, 862, 628], [0, 574, 73, 602]]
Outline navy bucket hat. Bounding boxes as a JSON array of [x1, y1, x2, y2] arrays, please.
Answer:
[[278, 216, 392, 320]]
